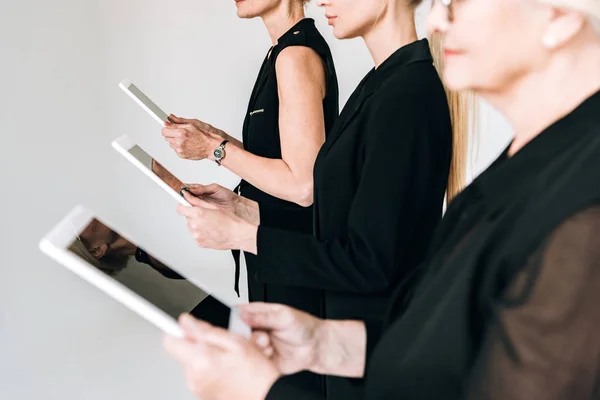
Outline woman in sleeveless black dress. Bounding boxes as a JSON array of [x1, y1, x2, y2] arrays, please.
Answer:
[[159, 1, 338, 394]]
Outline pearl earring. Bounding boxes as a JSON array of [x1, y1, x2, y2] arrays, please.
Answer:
[[543, 36, 557, 49]]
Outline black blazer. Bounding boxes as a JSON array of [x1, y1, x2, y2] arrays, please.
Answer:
[[255, 39, 452, 400]]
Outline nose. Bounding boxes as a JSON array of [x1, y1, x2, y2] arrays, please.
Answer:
[[426, 1, 450, 35], [316, 0, 330, 7]]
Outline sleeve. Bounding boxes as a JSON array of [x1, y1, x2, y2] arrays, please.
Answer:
[[266, 380, 325, 400], [467, 206, 600, 400], [255, 91, 442, 293], [363, 318, 384, 372], [258, 200, 313, 233]]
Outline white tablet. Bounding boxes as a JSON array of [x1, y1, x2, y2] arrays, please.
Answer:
[[119, 78, 169, 126], [39, 206, 250, 339], [112, 135, 191, 207]]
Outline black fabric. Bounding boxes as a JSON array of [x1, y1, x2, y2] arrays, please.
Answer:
[[265, 91, 600, 400], [235, 18, 339, 396], [136, 248, 186, 280], [189, 295, 230, 329], [255, 39, 453, 400]]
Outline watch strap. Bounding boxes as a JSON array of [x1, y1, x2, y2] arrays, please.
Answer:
[[215, 140, 229, 166]]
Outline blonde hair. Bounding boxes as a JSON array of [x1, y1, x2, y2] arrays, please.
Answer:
[[429, 33, 477, 201], [69, 240, 128, 276], [405, 0, 475, 201]]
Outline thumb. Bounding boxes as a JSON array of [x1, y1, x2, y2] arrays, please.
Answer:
[[179, 314, 239, 351], [239, 303, 291, 330], [182, 191, 219, 209], [169, 114, 195, 124], [186, 183, 222, 197]]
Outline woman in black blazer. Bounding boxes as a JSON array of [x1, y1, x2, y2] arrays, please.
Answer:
[[158, 1, 338, 395], [175, 0, 470, 398], [165, 1, 600, 400]]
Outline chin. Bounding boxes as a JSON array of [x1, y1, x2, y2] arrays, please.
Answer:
[[235, 5, 257, 19], [442, 65, 475, 92], [236, 10, 254, 19], [332, 26, 358, 40]]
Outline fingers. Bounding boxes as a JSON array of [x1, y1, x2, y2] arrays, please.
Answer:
[[163, 334, 197, 364], [164, 137, 186, 157], [250, 331, 274, 358], [251, 331, 271, 348], [168, 114, 185, 124], [177, 203, 203, 218], [169, 114, 197, 124], [182, 191, 219, 209], [186, 183, 221, 196], [238, 303, 291, 330], [179, 314, 241, 351], [182, 191, 204, 207], [161, 124, 192, 139]]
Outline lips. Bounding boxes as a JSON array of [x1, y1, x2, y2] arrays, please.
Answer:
[[443, 48, 462, 57], [326, 15, 337, 25]]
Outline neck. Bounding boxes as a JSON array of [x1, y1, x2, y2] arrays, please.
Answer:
[[362, 8, 418, 68], [482, 41, 600, 157], [262, 4, 306, 45]]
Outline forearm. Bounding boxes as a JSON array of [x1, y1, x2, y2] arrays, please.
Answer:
[[312, 320, 366, 378], [220, 132, 243, 149], [254, 226, 391, 293], [235, 195, 261, 226], [221, 145, 312, 207]]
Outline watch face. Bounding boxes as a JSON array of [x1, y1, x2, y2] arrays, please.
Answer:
[[214, 148, 224, 159]]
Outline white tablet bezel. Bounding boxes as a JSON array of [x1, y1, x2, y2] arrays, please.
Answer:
[[39, 206, 250, 339], [119, 78, 169, 126], [111, 135, 191, 207]]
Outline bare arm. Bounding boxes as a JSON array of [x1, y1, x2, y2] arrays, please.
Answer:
[[240, 303, 367, 379], [312, 320, 367, 377], [218, 46, 326, 207]]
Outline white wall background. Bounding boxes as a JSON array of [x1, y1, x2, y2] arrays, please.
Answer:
[[0, 1, 512, 399]]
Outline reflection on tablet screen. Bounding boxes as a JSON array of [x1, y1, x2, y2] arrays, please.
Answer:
[[67, 218, 230, 328], [128, 145, 185, 194]]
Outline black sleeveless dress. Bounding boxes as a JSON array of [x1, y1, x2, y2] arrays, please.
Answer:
[[234, 18, 339, 394]]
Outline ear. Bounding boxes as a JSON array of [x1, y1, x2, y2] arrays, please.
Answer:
[[543, 7, 586, 49], [90, 244, 108, 259]]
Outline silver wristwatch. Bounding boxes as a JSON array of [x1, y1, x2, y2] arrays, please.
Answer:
[[213, 140, 229, 166]]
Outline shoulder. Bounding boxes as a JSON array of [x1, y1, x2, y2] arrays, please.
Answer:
[[274, 46, 326, 87], [368, 63, 448, 126], [504, 134, 600, 265], [275, 46, 324, 73], [374, 64, 444, 110]]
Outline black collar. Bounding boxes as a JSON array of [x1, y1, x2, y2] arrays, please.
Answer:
[[277, 18, 315, 45], [476, 89, 600, 202], [362, 38, 433, 95]]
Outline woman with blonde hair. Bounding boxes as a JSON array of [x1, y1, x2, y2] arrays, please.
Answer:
[[172, 0, 472, 398], [164, 0, 600, 399]]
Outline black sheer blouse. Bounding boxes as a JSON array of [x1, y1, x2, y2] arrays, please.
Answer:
[[267, 90, 600, 400]]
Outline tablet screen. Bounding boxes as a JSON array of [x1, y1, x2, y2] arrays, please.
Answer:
[[123, 81, 170, 124], [67, 218, 231, 328], [128, 144, 184, 194]]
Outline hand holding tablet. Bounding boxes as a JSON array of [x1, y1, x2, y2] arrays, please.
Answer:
[[39, 206, 250, 338]]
